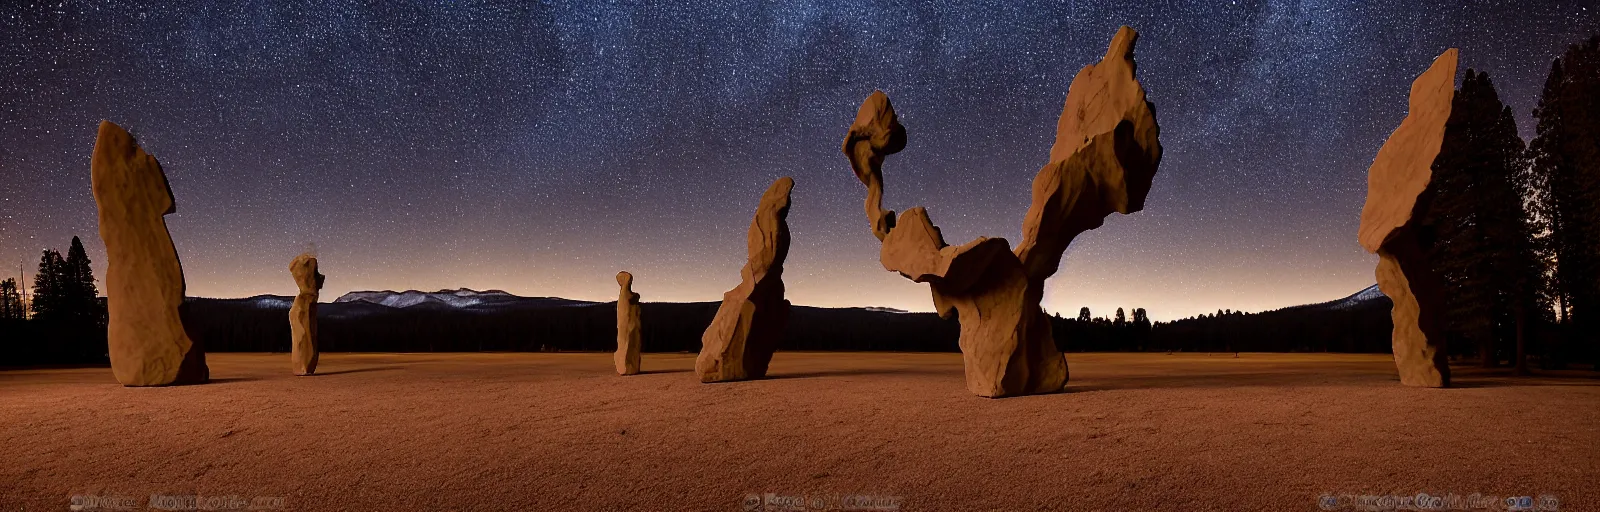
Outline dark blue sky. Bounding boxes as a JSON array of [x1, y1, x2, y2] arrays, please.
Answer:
[[1, 1, 1595, 319]]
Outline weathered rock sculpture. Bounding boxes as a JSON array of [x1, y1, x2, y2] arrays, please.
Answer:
[[841, 26, 1162, 398], [91, 120, 209, 386], [1358, 49, 1459, 388], [615, 271, 642, 376], [695, 177, 794, 383], [289, 253, 324, 376]]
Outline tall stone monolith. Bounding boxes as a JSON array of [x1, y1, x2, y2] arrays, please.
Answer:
[[695, 177, 793, 383], [91, 120, 209, 386], [289, 253, 323, 376], [615, 271, 641, 375], [1358, 49, 1459, 388], [840, 27, 1162, 398]]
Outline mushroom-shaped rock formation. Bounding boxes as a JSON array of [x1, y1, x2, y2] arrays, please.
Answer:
[[841, 26, 1162, 398], [1358, 48, 1459, 388], [615, 271, 642, 376], [695, 177, 794, 383], [91, 120, 209, 386], [289, 253, 324, 376]]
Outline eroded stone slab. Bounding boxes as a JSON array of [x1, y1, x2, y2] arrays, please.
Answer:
[[1358, 49, 1458, 388], [290, 253, 323, 376], [695, 177, 794, 383], [840, 27, 1162, 398], [91, 120, 209, 386], [615, 271, 641, 376]]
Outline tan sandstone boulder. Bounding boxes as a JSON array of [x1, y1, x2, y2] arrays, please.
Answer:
[[695, 177, 794, 383], [615, 271, 642, 376], [1358, 49, 1458, 388], [289, 253, 324, 376], [91, 121, 209, 386], [841, 27, 1162, 398]]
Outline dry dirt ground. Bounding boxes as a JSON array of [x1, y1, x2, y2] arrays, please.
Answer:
[[2, 352, 1597, 511]]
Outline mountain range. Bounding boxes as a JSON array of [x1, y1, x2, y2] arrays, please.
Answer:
[[182, 286, 1391, 354]]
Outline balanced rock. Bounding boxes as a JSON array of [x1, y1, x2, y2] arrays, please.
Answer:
[[91, 120, 209, 386], [695, 177, 794, 382], [289, 253, 324, 376], [615, 271, 642, 376], [841, 27, 1162, 398], [1358, 49, 1458, 388]]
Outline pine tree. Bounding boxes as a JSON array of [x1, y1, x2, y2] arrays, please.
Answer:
[[1528, 36, 1600, 364], [0, 278, 22, 320], [62, 236, 99, 324], [29, 249, 65, 322], [1427, 70, 1546, 369], [1077, 307, 1091, 322]]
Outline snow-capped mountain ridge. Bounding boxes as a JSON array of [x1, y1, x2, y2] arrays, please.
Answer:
[[332, 289, 587, 309]]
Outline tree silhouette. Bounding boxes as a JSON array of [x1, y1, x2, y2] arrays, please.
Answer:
[[0, 278, 22, 320], [1114, 307, 1127, 327], [29, 249, 64, 322], [61, 236, 100, 325], [1422, 69, 1546, 369], [1077, 307, 1091, 322], [1528, 35, 1600, 366]]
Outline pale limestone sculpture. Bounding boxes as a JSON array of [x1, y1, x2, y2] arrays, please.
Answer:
[[91, 120, 209, 386], [289, 253, 323, 376], [615, 271, 641, 376], [1358, 49, 1459, 388], [695, 177, 793, 383], [841, 27, 1162, 398]]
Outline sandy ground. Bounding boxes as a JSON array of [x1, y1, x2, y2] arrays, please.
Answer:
[[1, 352, 1596, 511]]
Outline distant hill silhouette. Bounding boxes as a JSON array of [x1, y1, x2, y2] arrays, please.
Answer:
[[181, 289, 959, 354], [177, 286, 1393, 354], [1146, 285, 1394, 353]]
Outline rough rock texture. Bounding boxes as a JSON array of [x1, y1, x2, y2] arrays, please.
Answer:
[[90, 120, 209, 386], [841, 27, 1162, 398], [289, 254, 324, 376], [695, 177, 794, 383], [614, 271, 642, 376], [1357, 49, 1458, 388]]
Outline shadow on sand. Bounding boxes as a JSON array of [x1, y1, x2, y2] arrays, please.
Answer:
[[1065, 368, 1600, 392], [1447, 377, 1600, 389], [763, 367, 950, 380], [312, 367, 400, 376], [1443, 365, 1600, 388], [206, 377, 261, 384], [636, 368, 691, 375], [1066, 371, 1393, 392]]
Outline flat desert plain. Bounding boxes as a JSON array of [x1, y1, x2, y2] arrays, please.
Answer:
[[2, 352, 1597, 511]]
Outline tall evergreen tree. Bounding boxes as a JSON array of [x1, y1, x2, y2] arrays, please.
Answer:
[[0, 278, 22, 320], [29, 249, 65, 322], [61, 236, 99, 324], [1077, 307, 1091, 322], [1528, 36, 1600, 362], [1426, 70, 1546, 368]]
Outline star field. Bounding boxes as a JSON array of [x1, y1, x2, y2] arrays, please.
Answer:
[[1, 1, 1595, 320]]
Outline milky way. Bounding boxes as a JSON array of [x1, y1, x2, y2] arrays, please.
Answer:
[[1, 1, 1595, 320]]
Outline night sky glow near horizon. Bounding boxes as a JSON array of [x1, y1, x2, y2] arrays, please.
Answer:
[[1, 1, 1596, 321]]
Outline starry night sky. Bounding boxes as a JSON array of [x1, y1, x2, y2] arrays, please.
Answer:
[[1, 1, 1595, 320]]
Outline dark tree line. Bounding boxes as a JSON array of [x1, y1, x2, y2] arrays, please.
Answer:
[[1399, 36, 1600, 371], [1050, 307, 1155, 352], [1145, 300, 1394, 354], [181, 298, 959, 354], [1422, 69, 1547, 370], [1527, 36, 1600, 368], [0, 236, 108, 366]]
